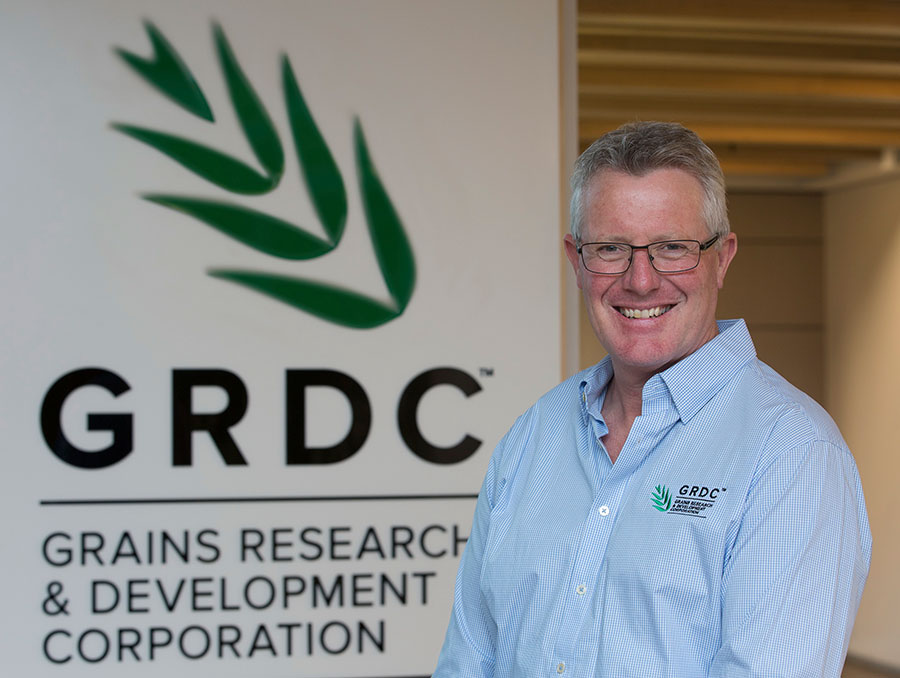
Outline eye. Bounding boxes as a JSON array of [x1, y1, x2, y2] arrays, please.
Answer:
[[659, 241, 689, 253], [586, 243, 629, 258], [653, 241, 694, 259]]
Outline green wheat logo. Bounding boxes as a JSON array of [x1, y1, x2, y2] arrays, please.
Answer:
[[112, 20, 415, 328], [651, 484, 671, 512]]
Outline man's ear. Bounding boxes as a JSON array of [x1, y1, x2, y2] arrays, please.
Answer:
[[716, 233, 738, 289], [563, 234, 584, 290]]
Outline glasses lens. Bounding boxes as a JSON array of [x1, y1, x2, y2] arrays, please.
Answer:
[[647, 240, 701, 272], [581, 243, 631, 274]]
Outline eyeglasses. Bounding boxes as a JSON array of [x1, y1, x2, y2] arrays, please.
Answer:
[[576, 235, 719, 275]]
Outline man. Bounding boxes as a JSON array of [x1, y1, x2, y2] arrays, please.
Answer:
[[434, 121, 871, 677]]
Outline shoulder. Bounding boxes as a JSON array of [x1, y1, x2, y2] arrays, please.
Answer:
[[720, 359, 870, 562], [738, 359, 847, 454], [494, 369, 584, 452], [505, 365, 595, 435], [484, 366, 596, 501], [729, 360, 866, 529]]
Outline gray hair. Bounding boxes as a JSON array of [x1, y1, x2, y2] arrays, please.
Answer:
[[569, 121, 729, 242]]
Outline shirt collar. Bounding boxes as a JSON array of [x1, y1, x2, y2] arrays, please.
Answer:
[[659, 319, 756, 422], [580, 357, 614, 426], [578, 319, 756, 424]]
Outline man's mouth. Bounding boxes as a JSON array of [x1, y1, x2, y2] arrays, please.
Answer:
[[616, 305, 672, 319]]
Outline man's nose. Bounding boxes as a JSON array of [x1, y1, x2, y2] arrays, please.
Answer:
[[622, 248, 661, 293]]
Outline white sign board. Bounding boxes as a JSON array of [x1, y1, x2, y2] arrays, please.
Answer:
[[0, 1, 562, 675]]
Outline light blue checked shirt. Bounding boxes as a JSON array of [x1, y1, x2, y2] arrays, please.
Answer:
[[435, 319, 871, 678]]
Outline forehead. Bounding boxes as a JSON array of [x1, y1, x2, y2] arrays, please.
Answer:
[[583, 168, 705, 240]]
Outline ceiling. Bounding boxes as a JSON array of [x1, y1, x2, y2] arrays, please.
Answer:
[[578, 0, 900, 188]]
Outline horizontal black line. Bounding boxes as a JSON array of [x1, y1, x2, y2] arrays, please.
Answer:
[[40, 493, 479, 506]]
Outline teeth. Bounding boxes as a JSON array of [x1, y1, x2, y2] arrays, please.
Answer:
[[619, 305, 671, 319]]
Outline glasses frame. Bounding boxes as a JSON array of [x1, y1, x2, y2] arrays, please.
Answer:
[[576, 235, 719, 275]]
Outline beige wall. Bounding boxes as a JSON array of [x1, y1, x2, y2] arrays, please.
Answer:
[[825, 176, 900, 668]]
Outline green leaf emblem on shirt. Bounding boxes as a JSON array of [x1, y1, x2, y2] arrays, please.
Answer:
[[651, 484, 672, 512]]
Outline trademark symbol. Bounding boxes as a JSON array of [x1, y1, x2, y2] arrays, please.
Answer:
[[479, 367, 494, 377]]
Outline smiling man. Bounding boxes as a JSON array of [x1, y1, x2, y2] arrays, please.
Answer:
[[434, 122, 871, 678]]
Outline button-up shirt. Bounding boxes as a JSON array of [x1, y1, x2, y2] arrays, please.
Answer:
[[434, 319, 871, 678]]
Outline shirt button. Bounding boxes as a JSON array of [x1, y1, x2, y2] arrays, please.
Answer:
[[598, 505, 610, 516], [557, 662, 566, 674], [575, 584, 587, 595]]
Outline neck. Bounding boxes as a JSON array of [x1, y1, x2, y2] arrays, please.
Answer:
[[603, 370, 646, 423], [598, 371, 646, 464]]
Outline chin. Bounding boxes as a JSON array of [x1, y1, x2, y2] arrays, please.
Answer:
[[607, 340, 683, 374]]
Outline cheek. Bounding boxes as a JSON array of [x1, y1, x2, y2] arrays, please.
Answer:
[[585, 278, 615, 305], [695, 260, 724, 293]]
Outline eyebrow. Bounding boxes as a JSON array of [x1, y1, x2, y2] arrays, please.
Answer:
[[585, 233, 685, 243]]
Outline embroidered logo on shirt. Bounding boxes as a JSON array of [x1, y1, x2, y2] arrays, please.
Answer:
[[651, 485, 672, 512], [652, 484, 726, 518]]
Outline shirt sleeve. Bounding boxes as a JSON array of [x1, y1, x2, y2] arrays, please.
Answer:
[[433, 451, 500, 677], [709, 440, 872, 678]]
